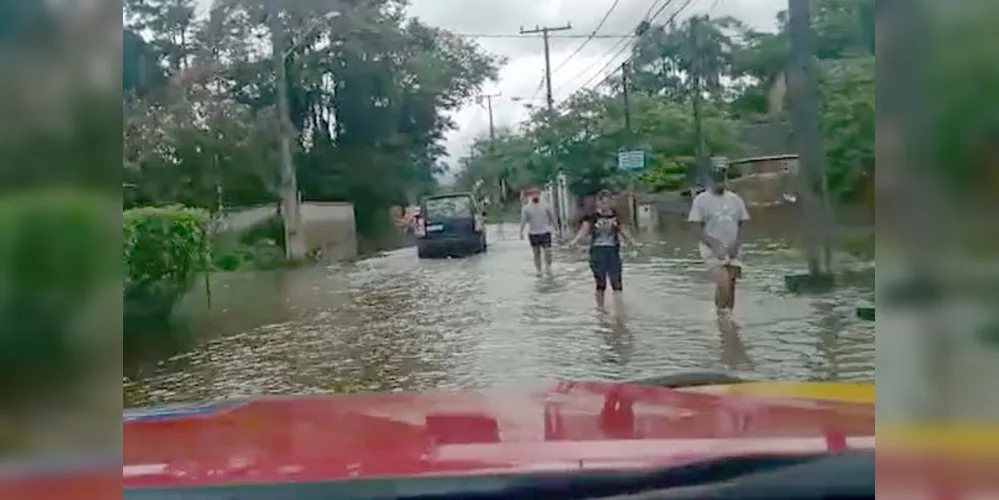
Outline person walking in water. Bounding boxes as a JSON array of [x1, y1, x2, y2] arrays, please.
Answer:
[[520, 188, 556, 275], [570, 189, 638, 310], [687, 168, 750, 318]]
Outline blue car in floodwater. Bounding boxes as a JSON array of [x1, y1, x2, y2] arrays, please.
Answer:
[[416, 192, 487, 259]]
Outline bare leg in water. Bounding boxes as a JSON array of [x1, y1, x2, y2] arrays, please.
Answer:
[[714, 265, 739, 317], [532, 246, 543, 275]]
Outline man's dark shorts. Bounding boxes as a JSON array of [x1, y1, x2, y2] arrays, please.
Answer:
[[528, 232, 552, 248]]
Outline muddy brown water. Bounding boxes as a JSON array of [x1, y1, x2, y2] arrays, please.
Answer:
[[124, 220, 874, 408]]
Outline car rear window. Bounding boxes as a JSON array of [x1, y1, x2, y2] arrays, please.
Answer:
[[424, 196, 474, 219]]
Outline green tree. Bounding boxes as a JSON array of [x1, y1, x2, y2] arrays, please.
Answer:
[[124, 0, 199, 72], [455, 129, 541, 201], [123, 28, 167, 96], [123, 0, 502, 239], [730, 0, 875, 117], [820, 56, 874, 200], [456, 90, 741, 195], [629, 15, 746, 102]]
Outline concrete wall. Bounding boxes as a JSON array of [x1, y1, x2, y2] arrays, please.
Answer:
[[219, 202, 359, 260], [218, 203, 277, 235], [727, 155, 799, 207], [301, 202, 357, 260]]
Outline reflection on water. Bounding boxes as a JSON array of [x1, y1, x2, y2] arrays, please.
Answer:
[[124, 225, 874, 407], [718, 317, 754, 373]]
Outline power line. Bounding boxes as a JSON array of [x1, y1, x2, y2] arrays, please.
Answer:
[[580, 0, 701, 93], [520, 23, 573, 113], [453, 33, 635, 39], [549, 0, 624, 75], [570, 0, 682, 94], [554, 35, 630, 95], [552, 0, 672, 97]]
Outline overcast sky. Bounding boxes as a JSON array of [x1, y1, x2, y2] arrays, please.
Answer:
[[404, 0, 785, 180], [195, 0, 786, 178]]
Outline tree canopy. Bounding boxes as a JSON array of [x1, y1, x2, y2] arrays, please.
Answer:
[[123, 0, 502, 236], [455, 0, 876, 203]]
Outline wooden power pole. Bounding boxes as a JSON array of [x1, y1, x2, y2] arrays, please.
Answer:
[[787, 0, 833, 282], [520, 23, 573, 112], [621, 62, 632, 134], [621, 62, 638, 227], [689, 16, 710, 186], [520, 22, 572, 235], [480, 92, 499, 149], [479, 91, 501, 203]]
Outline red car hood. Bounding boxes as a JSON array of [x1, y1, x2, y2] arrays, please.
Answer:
[[122, 381, 874, 488]]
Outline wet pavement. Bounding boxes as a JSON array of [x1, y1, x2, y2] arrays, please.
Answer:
[[124, 224, 874, 408]]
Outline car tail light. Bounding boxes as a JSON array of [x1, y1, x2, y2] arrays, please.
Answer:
[[414, 216, 425, 236], [474, 215, 483, 231]]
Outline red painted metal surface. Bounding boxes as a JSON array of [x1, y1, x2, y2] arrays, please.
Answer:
[[114, 381, 874, 488]]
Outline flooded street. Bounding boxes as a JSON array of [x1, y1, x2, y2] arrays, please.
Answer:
[[124, 224, 874, 408]]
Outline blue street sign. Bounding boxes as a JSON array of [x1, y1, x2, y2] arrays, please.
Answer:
[[617, 149, 645, 171]]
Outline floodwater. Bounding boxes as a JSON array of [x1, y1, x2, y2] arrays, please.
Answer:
[[123, 222, 874, 408]]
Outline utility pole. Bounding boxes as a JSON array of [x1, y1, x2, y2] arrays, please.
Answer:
[[521, 22, 572, 236], [520, 23, 572, 112], [479, 91, 500, 204], [689, 16, 710, 187], [269, 12, 307, 261], [621, 63, 632, 134], [786, 0, 832, 280], [621, 62, 637, 227], [480, 92, 499, 149]]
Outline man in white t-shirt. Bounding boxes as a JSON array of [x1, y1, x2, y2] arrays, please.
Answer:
[[688, 169, 750, 317], [520, 189, 556, 275]]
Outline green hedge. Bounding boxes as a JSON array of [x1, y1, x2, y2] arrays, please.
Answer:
[[0, 191, 117, 403], [123, 205, 210, 355]]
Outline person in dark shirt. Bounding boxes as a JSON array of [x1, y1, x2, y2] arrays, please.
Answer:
[[569, 189, 638, 310]]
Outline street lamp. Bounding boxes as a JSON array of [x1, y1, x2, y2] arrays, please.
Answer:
[[271, 9, 341, 260]]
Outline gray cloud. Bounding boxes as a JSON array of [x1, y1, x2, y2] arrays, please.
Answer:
[[408, 0, 786, 178], [195, 0, 786, 179]]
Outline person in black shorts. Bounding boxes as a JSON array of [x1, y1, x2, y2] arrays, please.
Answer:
[[520, 189, 556, 274], [569, 189, 638, 309]]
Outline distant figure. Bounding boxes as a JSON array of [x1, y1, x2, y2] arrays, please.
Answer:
[[688, 169, 750, 318], [520, 189, 556, 275], [570, 189, 638, 310]]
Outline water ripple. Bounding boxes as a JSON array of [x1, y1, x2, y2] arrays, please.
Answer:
[[124, 226, 874, 407]]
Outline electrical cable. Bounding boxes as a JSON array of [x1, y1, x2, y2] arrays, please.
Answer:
[[578, 0, 701, 93], [552, 0, 675, 97], [549, 0, 624, 76]]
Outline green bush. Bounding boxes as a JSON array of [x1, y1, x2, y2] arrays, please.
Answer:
[[209, 213, 286, 271], [639, 156, 692, 192], [212, 239, 284, 271], [0, 191, 117, 404], [123, 205, 210, 354]]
